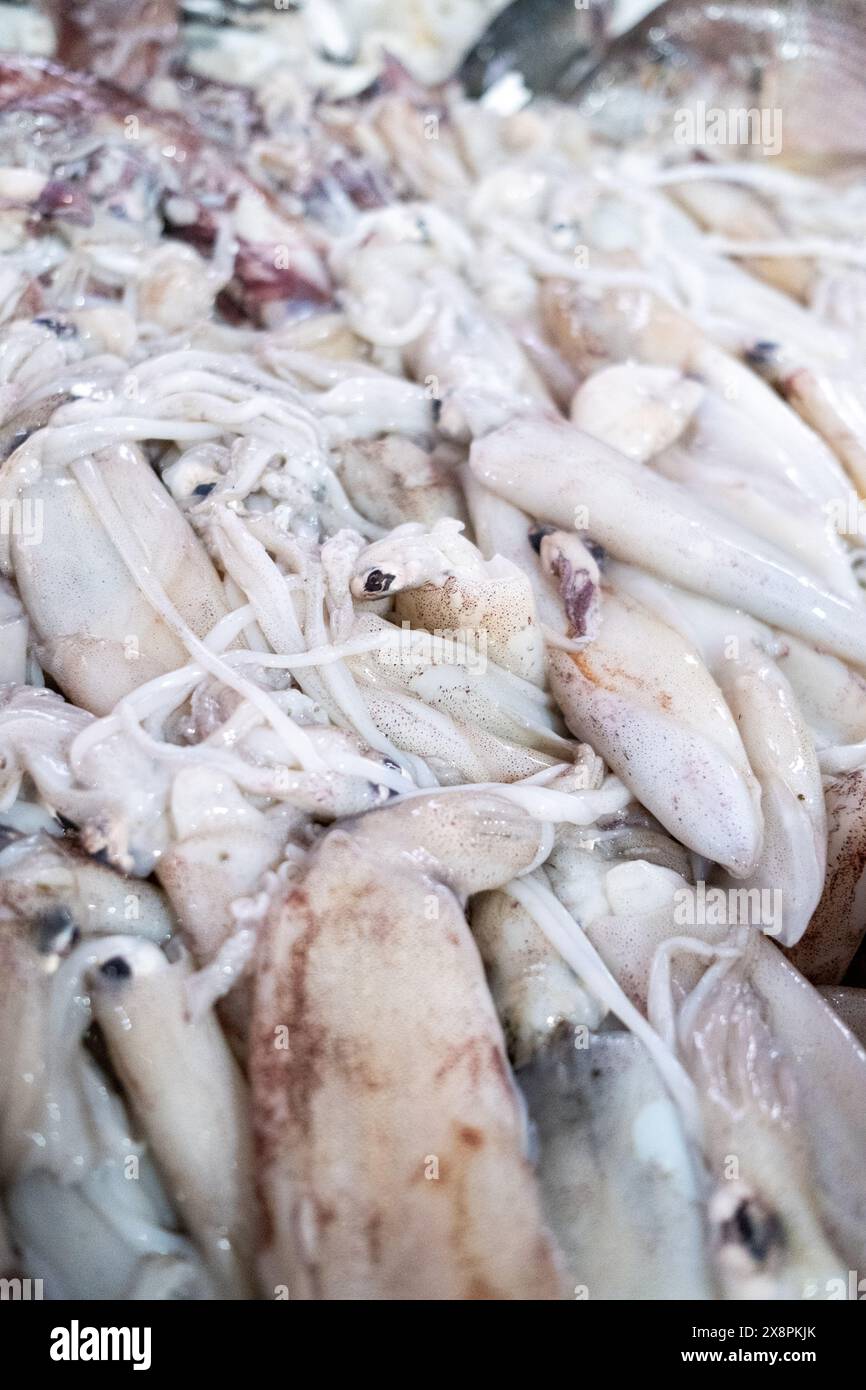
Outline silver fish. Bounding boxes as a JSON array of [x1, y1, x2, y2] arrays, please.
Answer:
[[458, 0, 613, 100], [567, 0, 866, 165]]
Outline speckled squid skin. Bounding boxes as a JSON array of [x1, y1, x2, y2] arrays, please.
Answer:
[[547, 587, 763, 877], [470, 415, 866, 668], [251, 793, 566, 1300], [787, 771, 866, 984], [11, 445, 234, 717]]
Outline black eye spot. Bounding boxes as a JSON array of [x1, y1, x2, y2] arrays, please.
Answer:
[[0, 824, 22, 852], [100, 956, 132, 980], [33, 315, 77, 339], [722, 1198, 785, 1265], [363, 568, 394, 594], [528, 524, 555, 555], [37, 907, 79, 955], [745, 340, 780, 368], [193, 482, 216, 497]]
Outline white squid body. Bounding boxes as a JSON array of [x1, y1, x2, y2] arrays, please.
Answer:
[[471, 836, 714, 1299], [545, 584, 763, 875], [546, 833, 718, 1016], [652, 390, 862, 605], [155, 768, 303, 970], [0, 909, 66, 1185], [345, 612, 569, 785], [350, 519, 547, 685], [0, 827, 175, 1158], [664, 935, 866, 1299], [335, 434, 465, 531], [4, 443, 234, 716], [0, 684, 172, 871], [0, 865, 215, 1300], [673, 951, 847, 1299], [404, 264, 553, 441], [570, 362, 704, 465], [714, 655, 825, 948], [539, 831, 866, 1299], [470, 888, 604, 1066], [748, 943, 866, 1291], [519, 1030, 714, 1300], [87, 937, 257, 1298], [541, 276, 855, 508], [776, 635, 866, 752], [0, 829, 173, 945], [331, 213, 551, 442], [153, 768, 306, 1049], [685, 251, 866, 496], [0, 579, 27, 685], [665, 176, 813, 301], [610, 567, 827, 948], [250, 791, 566, 1300], [470, 416, 866, 668], [779, 364, 866, 497], [570, 361, 861, 603]]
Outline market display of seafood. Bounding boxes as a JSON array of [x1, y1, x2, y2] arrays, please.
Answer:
[[2, 0, 866, 1301]]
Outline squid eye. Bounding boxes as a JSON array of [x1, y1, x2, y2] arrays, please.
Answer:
[[363, 568, 395, 594], [33, 315, 76, 339], [36, 907, 80, 956], [100, 956, 132, 981], [527, 524, 555, 554], [721, 1197, 786, 1266], [0, 825, 23, 853], [745, 340, 780, 368]]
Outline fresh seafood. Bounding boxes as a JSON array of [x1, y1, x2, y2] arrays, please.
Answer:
[[252, 790, 567, 1300], [459, 0, 613, 101], [40, 0, 179, 91], [0, 0, 865, 1304], [519, 1030, 713, 1300], [567, 0, 866, 163]]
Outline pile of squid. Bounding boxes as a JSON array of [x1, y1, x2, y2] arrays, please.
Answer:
[[3, 0, 866, 1300]]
